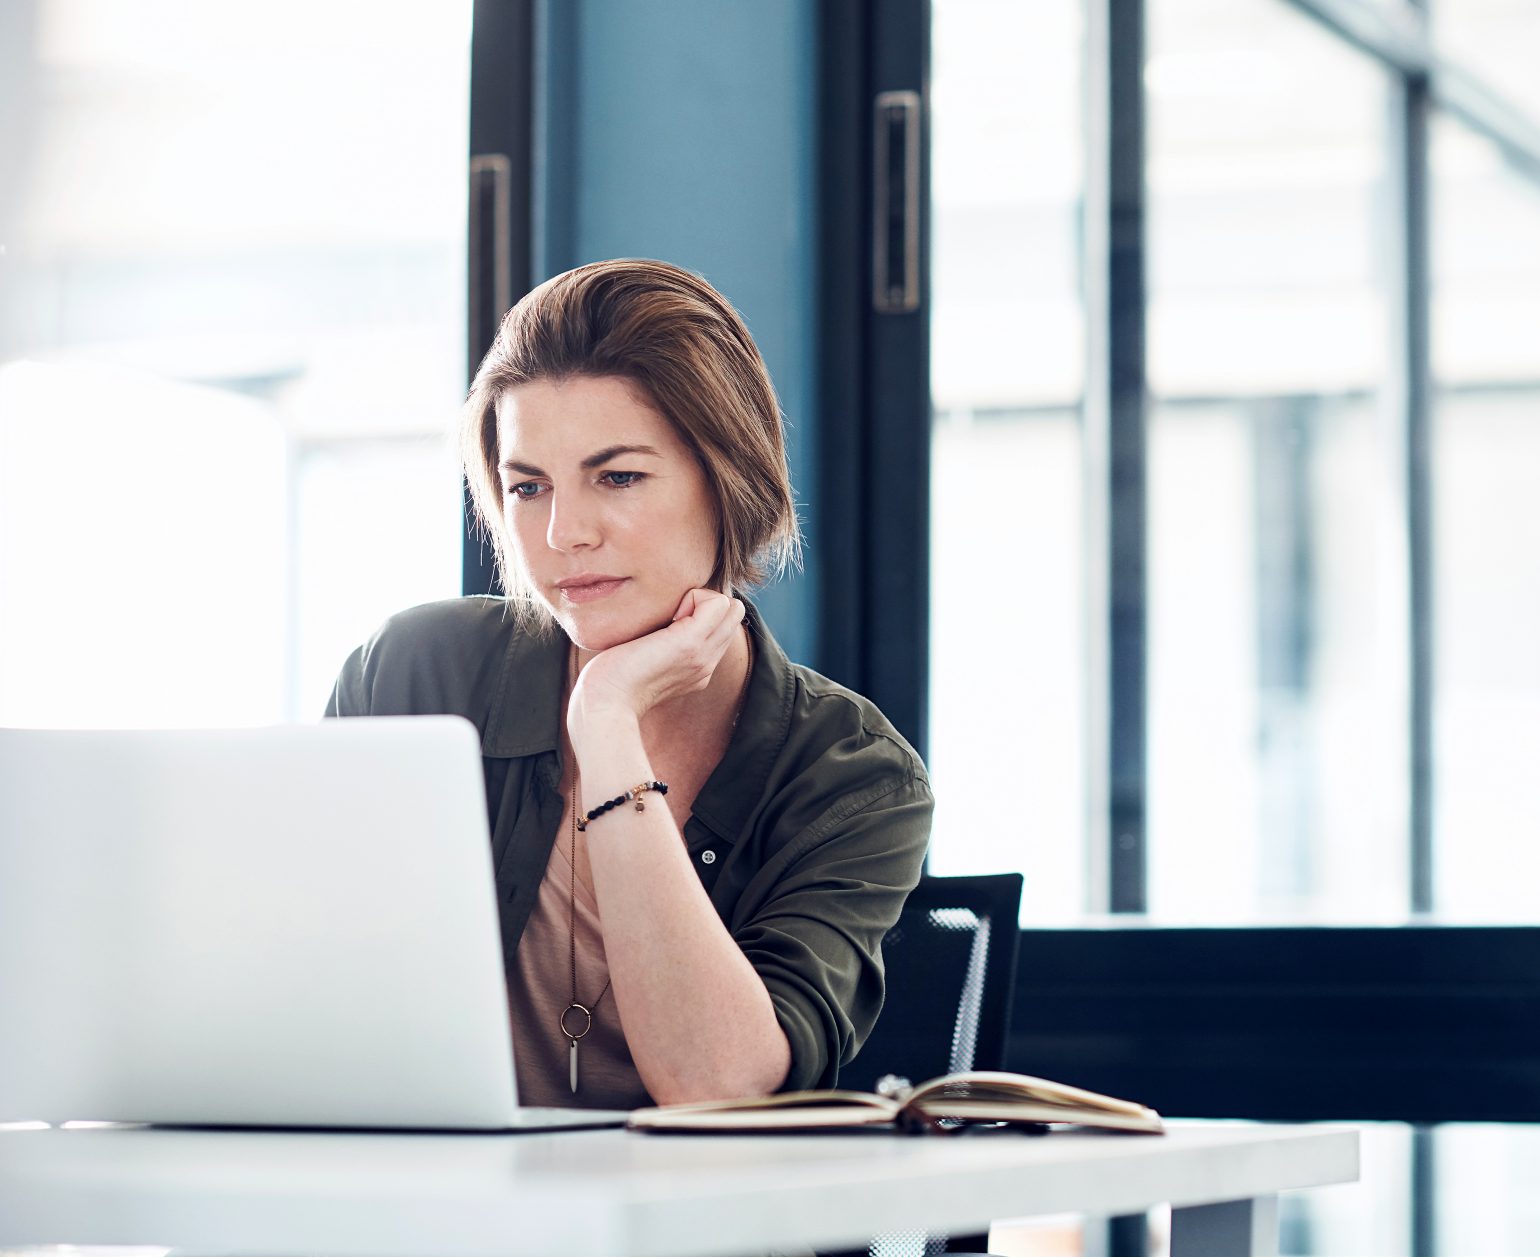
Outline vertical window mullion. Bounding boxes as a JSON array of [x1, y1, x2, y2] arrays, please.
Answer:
[[1084, 0, 1149, 915], [1397, 68, 1435, 917], [1399, 6, 1437, 1251]]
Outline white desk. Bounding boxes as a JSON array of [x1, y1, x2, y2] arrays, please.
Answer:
[[0, 1121, 1357, 1257]]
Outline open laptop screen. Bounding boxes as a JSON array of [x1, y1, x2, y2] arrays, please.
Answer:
[[0, 718, 586, 1130]]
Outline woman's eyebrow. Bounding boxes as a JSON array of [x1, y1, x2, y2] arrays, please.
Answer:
[[498, 444, 663, 476], [580, 443, 663, 469]]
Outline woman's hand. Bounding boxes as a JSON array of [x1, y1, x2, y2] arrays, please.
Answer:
[[567, 588, 746, 742]]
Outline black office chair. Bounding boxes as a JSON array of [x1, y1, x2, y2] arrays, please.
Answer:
[[834, 872, 1024, 1257]]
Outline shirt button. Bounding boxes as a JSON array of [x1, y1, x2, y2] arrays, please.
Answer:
[[701, 849, 717, 865]]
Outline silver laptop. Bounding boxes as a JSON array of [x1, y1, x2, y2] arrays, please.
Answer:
[[0, 717, 625, 1132]]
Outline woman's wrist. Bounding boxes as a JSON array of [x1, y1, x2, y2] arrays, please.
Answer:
[[567, 705, 658, 817], [568, 700, 642, 753]]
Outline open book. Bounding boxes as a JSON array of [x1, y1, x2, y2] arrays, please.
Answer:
[[627, 1070, 1164, 1136]]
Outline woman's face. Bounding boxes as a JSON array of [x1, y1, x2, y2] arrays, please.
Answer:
[[495, 374, 720, 652]]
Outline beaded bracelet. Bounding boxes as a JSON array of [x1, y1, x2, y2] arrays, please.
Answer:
[[575, 780, 670, 831]]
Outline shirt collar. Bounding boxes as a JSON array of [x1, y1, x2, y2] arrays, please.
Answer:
[[481, 616, 567, 758], [690, 601, 797, 848], [479, 600, 796, 849]]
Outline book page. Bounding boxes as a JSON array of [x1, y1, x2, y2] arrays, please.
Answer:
[[628, 1102, 901, 1132], [907, 1071, 1153, 1117], [628, 1090, 901, 1127]]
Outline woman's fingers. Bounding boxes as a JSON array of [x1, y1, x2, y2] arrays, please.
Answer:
[[672, 587, 737, 629], [667, 589, 742, 657], [572, 590, 746, 727], [660, 591, 742, 684], [688, 590, 744, 640], [670, 588, 699, 622]]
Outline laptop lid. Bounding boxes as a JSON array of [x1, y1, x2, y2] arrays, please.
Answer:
[[0, 717, 531, 1129]]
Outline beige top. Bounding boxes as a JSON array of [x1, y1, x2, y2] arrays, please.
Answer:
[[331, 596, 932, 1093], [505, 814, 653, 1110]]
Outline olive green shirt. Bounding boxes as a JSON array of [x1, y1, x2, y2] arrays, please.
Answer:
[[325, 596, 931, 1090]]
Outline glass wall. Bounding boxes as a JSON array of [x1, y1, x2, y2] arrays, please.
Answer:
[[1430, 116, 1540, 923], [1432, 1, 1540, 122], [924, 0, 1540, 1251], [1435, 1124, 1540, 1255], [928, 0, 1087, 923], [928, 0, 1540, 933], [0, 0, 471, 728], [1146, 0, 1405, 923]]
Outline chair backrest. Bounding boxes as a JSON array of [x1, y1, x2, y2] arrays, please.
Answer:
[[842, 873, 1024, 1092]]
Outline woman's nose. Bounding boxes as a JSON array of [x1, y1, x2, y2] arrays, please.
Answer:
[[545, 491, 601, 552]]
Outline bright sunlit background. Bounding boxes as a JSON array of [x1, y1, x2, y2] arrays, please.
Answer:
[[0, 0, 470, 727], [924, 0, 1540, 932]]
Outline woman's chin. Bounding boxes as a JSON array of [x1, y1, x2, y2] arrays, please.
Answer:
[[554, 604, 671, 654]]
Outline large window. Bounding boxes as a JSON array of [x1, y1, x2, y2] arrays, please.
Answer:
[[1145, 0, 1406, 923], [917, 0, 1540, 1253], [928, 0, 1087, 923], [1430, 115, 1540, 922], [0, 1, 471, 728], [926, 0, 1540, 928]]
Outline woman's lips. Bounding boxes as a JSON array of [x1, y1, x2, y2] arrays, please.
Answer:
[[556, 576, 629, 605]]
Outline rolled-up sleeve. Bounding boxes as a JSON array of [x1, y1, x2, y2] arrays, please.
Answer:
[[730, 770, 931, 1091]]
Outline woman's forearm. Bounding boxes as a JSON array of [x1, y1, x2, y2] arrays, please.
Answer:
[[574, 713, 791, 1104]]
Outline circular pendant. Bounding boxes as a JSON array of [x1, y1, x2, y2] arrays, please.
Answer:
[[560, 1002, 593, 1041]]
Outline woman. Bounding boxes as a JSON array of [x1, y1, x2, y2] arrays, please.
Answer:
[[328, 259, 930, 1109]]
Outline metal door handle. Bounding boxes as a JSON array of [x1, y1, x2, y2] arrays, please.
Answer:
[[469, 153, 513, 358], [873, 90, 921, 314]]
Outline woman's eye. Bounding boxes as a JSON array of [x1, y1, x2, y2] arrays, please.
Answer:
[[507, 481, 545, 500], [601, 471, 643, 488]]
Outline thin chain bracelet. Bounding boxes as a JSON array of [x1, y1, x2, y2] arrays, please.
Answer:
[[575, 780, 670, 831]]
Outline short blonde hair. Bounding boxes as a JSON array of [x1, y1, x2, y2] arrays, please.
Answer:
[[461, 258, 802, 627]]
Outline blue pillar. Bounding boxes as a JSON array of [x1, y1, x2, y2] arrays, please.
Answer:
[[532, 0, 819, 662]]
